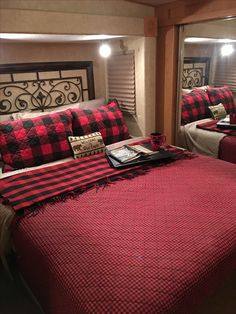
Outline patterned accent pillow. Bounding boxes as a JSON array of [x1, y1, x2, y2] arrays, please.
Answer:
[[70, 101, 130, 145], [181, 90, 211, 124], [207, 86, 236, 114], [0, 110, 73, 171], [68, 132, 106, 159], [208, 103, 227, 120]]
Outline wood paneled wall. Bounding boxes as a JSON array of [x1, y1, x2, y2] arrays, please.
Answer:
[[155, 0, 236, 143]]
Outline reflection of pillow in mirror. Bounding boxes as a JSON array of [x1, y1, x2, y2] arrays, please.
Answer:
[[181, 90, 211, 124], [207, 86, 236, 114], [193, 85, 209, 92], [182, 89, 192, 94], [68, 132, 106, 159], [208, 103, 227, 120]]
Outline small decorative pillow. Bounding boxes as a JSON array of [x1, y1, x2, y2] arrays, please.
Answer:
[[181, 90, 211, 124], [70, 101, 130, 145], [0, 110, 73, 171], [207, 86, 236, 114], [68, 132, 106, 159], [208, 103, 227, 120]]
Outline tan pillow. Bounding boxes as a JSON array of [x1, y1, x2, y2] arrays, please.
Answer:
[[68, 132, 106, 159], [0, 114, 12, 122], [208, 103, 227, 120], [12, 98, 107, 120], [78, 98, 106, 109]]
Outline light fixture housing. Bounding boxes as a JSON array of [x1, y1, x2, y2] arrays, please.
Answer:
[[99, 43, 111, 58]]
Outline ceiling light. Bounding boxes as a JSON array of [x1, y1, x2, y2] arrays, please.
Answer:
[[99, 43, 111, 58], [221, 44, 234, 56], [0, 33, 124, 42], [218, 38, 236, 43], [184, 37, 215, 43], [0, 33, 36, 40]]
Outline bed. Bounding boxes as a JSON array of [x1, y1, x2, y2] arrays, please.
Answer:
[[1, 62, 236, 314], [178, 86, 236, 163]]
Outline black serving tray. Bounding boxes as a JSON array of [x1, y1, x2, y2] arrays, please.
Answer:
[[106, 149, 176, 168], [216, 120, 236, 130]]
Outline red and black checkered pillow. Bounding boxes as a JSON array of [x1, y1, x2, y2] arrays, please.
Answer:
[[181, 90, 211, 125], [207, 86, 236, 114], [70, 101, 130, 145], [0, 110, 73, 172]]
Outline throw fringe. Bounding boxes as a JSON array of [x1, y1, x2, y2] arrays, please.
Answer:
[[14, 150, 195, 218], [17, 167, 150, 218]]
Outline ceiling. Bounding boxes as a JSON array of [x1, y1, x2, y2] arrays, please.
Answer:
[[126, 0, 175, 7]]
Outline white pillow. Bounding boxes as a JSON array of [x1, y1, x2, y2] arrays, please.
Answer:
[[12, 98, 107, 120]]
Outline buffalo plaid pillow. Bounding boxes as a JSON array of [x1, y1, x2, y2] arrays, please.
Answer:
[[70, 101, 130, 145], [0, 110, 73, 172], [181, 90, 211, 124], [207, 86, 236, 114]]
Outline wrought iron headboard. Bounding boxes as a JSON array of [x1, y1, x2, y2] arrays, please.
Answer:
[[0, 61, 95, 115], [182, 57, 210, 89]]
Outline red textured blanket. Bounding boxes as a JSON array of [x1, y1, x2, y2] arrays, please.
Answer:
[[12, 155, 236, 314], [0, 145, 189, 213], [197, 120, 236, 135]]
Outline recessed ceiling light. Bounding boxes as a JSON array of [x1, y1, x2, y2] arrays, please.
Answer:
[[221, 44, 234, 56], [99, 43, 111, 58]]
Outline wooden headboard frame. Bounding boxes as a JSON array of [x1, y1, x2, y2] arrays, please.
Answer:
[[0, 61, 95, 115]]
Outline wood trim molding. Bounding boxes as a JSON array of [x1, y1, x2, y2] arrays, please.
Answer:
[[156, 0, 236, 27], [156, 25, 178, 143], [144, 16, 158, 37]]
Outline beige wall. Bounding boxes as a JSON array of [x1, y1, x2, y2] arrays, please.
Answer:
[[0, 0, 154, 18], [107, 37, 156, 137], [184, 44, 214, 59], [0, 42, 106, 99]]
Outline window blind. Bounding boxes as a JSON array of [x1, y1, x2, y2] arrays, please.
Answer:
[[107, 52, 136, 115], [213, 55, 236, 92]]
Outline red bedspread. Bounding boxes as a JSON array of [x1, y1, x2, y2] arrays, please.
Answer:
[[196, 120, 236, 164], [219, 136, 236, 163], [12, 156, 236, 314]]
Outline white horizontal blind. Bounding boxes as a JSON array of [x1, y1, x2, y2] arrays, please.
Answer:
[[213, 56, 236, 92], [107, 52, 136, 115]]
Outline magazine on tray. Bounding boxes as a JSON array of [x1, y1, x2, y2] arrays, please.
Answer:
[[107, 143, 156, 164]]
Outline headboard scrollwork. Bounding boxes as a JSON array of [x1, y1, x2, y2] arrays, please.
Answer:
[[182, 57, 210, 89], [0, 61, 95, 115]]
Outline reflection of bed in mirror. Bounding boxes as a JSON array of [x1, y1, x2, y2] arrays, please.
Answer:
[[178, 19, 236, 164], [178, 85, 236, 164]]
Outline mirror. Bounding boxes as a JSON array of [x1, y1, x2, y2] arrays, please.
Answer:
[[177, 18, 236, 161], [181, 18, 236, 91]]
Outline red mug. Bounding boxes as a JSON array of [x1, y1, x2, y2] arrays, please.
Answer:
[[150, 132, 166, 151], [230, 113, 236, 124]]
